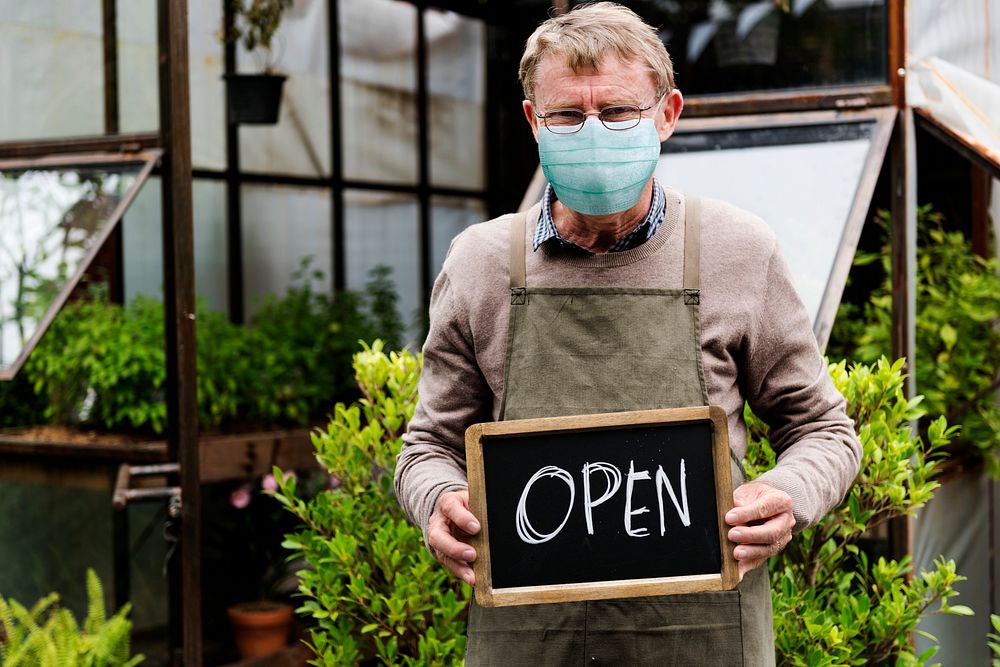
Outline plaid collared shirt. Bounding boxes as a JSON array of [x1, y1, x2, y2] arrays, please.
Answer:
[[532, 179, 666, 253]]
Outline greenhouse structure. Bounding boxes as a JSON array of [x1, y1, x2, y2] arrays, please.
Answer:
[[0, 0, 997, 664]]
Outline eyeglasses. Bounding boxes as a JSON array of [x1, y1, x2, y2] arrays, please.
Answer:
[[535, 102, 658, 135]]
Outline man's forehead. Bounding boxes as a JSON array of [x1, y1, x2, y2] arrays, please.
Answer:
[[534, 52, 657, 103]]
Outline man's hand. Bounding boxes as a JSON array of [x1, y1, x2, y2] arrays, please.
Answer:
[[427, 490, 481, 585], [725, 481, 794, 579]]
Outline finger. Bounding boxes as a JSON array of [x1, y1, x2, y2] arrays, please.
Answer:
[[438, 552, 476, 586], [733, 540, 786, 562], [727, 513, 794, 545], [428, 516, 477, 564], [725, 490, 792, 526], [439, 491, 481, 535]]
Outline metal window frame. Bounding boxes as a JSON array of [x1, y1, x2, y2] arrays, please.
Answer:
[[670, 107, 897, 350], [0, 149, 162, 381]]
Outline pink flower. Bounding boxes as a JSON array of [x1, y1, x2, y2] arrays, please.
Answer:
[[230, 483, 252, 509], [262, 474, 279, 493], [328, 474, 342, 490]]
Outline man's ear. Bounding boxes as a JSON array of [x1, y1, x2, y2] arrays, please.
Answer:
[[655, 89, 684, 143], [523, 99, 540, 143]]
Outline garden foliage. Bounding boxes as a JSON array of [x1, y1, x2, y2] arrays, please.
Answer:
[[0, 568, 143, 667], [1, 264, 403, 434], [744, 357, 966, 666], [272, 341, 469, 665], [828, 205, 1000, 474]]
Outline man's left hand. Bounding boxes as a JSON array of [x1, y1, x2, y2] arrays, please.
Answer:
[[724, 481, 794, 579]]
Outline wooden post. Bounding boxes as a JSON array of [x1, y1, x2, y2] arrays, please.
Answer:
[[157, 0, 200, 664]]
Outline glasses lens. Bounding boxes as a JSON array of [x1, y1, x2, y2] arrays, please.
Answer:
[[544, 109, 585, 134], [599, 105, 641, 130]]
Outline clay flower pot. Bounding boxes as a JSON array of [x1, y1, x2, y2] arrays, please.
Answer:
[[227, 601, 294, 659]]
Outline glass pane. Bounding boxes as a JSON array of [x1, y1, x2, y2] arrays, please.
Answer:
[[345, 189, 418, 340], [241, 184, 332, 318], [657, 121, 877, 324], [340, 0, 418, 184], [427, 11, 486, 190], [567, 0, 887, 95], [0, 1, 103, 140], [238, 0, 331, 177], [117, 0, 227, 171], [432, 196, 486, 278], [0, 158, 149, 374], [909, 57, 1000, 172], [122, 178, 230, 314]]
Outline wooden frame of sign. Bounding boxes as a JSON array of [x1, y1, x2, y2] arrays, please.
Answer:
[[465, 405, 739, 607]]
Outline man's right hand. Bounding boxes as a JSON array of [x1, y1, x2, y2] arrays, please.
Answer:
[[427, 490, 480, 585]]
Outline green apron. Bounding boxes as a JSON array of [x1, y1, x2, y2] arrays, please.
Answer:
[[466, 197, 775, 666]]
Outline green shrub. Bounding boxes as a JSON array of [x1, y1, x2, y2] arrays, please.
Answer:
[[0, 568, 143, 667], [828, 205, 1000, 474], [271, 341, 469, 666], [12, 265, 403, 434], [745, 357, 967, 665], [988, 614, 1000, 665]]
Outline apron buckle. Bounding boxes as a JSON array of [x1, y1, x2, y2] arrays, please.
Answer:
[[684, 288, 700, 306], [511, 288, 526, 305]]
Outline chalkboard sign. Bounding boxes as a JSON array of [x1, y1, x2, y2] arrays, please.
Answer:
[[465, 406, 738, 607]]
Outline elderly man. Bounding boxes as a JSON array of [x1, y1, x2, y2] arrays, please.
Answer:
[[395, 3, 861, 664]]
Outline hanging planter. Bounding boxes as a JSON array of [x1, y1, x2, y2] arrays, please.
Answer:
[[220, 0, 293, 125], [225, 73, 287, 125]]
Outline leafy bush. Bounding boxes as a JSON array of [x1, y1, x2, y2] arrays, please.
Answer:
[[828, 205, 1000, 473], [8, 265, 403, 434], [271, 341, 469, 666], [745, 357, 967, 665], [0, 568, 143, 667]]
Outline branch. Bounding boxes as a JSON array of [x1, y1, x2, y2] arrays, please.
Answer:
[[946, 370, 1000, 425]]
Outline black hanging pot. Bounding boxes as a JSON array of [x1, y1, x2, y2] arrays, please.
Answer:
[[224, 73, 287, 125]]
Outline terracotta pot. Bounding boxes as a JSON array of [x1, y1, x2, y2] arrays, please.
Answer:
[[227, 601, 294, 659]]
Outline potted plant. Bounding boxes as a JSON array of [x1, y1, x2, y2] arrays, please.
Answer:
[[222, 0, 294, 125], [223, 470, 330, 659]]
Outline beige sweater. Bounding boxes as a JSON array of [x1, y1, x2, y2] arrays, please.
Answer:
[[396, 188, 862, 538]]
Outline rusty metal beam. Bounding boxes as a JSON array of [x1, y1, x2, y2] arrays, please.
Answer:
[[157, 0, 200, 663], [888, 0, 906, 109], [0, 133, 161, 159], [683, 85, 892, 118]]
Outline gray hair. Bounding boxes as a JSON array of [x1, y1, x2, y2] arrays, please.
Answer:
[[518, 2, 675, 102]]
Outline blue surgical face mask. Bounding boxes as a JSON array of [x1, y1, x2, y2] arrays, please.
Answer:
[[538, 117, 661, 216]]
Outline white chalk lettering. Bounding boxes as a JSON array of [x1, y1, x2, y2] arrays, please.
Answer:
[[581, 462, 623, 535], [624, 460, 651, 537], [515, 466, 576, 544], [656, 459, 691, 535]]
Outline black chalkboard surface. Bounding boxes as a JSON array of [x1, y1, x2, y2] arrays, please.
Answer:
[[465, 406, 738, 607]]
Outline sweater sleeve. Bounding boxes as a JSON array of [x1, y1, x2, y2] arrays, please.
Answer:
[[745, 242, 862, 531], [394, 259, 494, 537]]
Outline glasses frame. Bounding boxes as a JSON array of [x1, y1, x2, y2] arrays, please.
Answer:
[[535, 100, 661, 135]]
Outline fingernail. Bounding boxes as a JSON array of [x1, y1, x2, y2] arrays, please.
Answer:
[[463, 572, 474, 584], [467, 520, 480, 533], [734, 548, 746, 559], [729, 529, 742, 540], [725, 511, 738, 523], [463, 549, 475, 561]]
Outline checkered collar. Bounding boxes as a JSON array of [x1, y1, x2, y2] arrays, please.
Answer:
[[532, 179, 665, 253]]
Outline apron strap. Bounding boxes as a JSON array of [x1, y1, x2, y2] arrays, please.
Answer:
[[509, 211, 528, 304], [682, 196, 702, 306]]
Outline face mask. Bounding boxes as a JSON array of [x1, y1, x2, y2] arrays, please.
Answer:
[[538, 117, 661, 216]]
